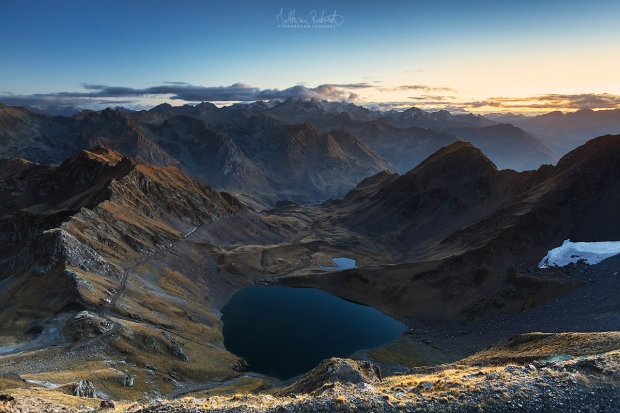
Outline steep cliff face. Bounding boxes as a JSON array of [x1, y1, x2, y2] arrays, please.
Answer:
[[144, 115, 274, 193], [27, 228, 117, 278]]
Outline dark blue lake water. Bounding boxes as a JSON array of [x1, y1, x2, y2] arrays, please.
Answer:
[[221, 286, 405, 380]]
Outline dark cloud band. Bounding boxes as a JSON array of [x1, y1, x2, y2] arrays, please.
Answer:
[[0, 82, 366, 107], [1, 84, 618, 112]]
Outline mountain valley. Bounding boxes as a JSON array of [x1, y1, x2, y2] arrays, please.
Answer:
[[0, 102, 619, 412]]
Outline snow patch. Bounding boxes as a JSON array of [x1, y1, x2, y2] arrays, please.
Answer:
[[539, 239, 620, 268], [26, 380, 60, 389], [184, 226, 198, 238]]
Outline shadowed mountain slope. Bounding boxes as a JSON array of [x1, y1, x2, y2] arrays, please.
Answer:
[[444, 124, 559, 171], [338, 135, 620, 263], [128, 100, 558, 173], [281, 135, 620, 320]]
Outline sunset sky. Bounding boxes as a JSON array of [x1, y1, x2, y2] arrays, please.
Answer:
[[1, 0, 619, 113]]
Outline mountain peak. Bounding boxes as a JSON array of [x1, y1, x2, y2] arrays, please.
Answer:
[[196, 101, 218, 110], [150, 103, 175, 113], [410, 141, 497, 176], [553, 134, 620, 175], [80, 145, 129, 166]]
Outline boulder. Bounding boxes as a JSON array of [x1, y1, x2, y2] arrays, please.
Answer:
[[0, 394, 15, 413], [64, 311, 114, 341], [72, 380, 96, 398], [121, 375, 134, 387], [54, 380, 97, 398], [229, 359, 249, 372], [170, 343, 189, 362], [276, 358, 382, 396]]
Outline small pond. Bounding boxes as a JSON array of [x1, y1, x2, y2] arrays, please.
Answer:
[[318, 257, 357, 271], [221, 286, 404, 380]]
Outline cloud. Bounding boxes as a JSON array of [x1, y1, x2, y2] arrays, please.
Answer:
[[458, 93, 620, 110], [382, 93, 620, 112], [378, 85, 457, 93], [460, 100, 502, 108], [408, 95, 456, 101], [322, 83, 374, 89], [81, 84, 108, 90], [2, 83, 618, 114], [0, 82, 366, 107], [0, 91, 140, 107], [363, 101, 424, 110]]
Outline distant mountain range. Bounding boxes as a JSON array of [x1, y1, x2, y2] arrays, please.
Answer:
[[0, 104, 393, 205], [2, 100, 618, 206], [129, 98, 562, 172], [23, 105, 84, 117], [486, 109, 620, 155]]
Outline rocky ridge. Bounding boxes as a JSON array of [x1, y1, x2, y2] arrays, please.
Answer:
[[0, 146, 244, 336]]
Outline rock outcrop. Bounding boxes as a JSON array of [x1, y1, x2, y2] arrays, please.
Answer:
[[29, 229, 117, 278], [63, 311, 114, 341], [277, 358, 382, 396], [71, 380, 96, 398]]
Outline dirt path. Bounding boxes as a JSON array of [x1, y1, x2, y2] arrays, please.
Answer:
[[162, 372, 279, 399]]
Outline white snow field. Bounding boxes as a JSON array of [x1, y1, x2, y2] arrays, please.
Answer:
[[539, 239, 620, 268]]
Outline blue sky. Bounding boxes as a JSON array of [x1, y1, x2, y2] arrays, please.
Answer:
[[1, 0, 619, 112]]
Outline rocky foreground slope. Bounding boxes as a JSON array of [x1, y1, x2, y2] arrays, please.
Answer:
[[2, 333, 619, 412]]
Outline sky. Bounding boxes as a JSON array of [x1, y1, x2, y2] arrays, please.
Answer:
[[1, 0, 619, 113]]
